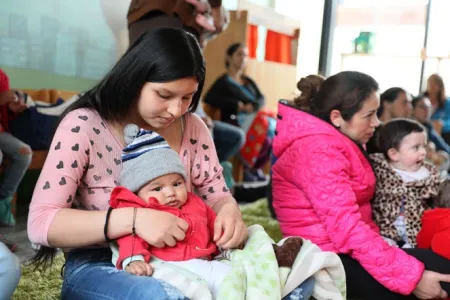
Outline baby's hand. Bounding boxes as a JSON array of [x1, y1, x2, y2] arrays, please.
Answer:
[[125, 261, 153, 276]]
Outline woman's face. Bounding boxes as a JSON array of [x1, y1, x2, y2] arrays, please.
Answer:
[[390, 91, 412, 118], [413, 98, 432, 123], [427, 77, 441, 94], [136, 77, 198, 129], [339, 92, 380, 145], [228, 46, 248, 70]]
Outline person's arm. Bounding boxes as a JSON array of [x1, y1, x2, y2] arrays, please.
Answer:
[[292, 140, 424, 295], [439, 100, 450, 133], [27, 113, 136, 247], [429, 125, 450, 154]]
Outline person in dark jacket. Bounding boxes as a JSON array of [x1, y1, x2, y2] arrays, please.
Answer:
[[204, 43, 276, 181]]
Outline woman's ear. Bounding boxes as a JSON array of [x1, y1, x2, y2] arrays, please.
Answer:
[[330, 109, 344, 128], [387, 148, 399, 162]]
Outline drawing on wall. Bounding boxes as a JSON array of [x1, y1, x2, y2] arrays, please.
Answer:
[[0, 0, 130, 80]]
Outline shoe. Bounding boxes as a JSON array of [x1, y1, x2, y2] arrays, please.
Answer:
[[0, 196, 16, 227]]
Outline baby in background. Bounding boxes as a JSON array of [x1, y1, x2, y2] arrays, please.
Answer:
[[109, 125, 231, 298], [370, 118, 441, 248], [417, 179, 450, 260]]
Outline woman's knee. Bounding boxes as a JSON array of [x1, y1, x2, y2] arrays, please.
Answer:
[[16, 144, 32, 167]]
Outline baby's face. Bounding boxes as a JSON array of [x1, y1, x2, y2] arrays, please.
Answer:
[[137, 173, 187, 208], [393, 132, 428, 172]]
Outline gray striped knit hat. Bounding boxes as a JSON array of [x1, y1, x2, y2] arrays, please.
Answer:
[[120, 124, 187, 192]]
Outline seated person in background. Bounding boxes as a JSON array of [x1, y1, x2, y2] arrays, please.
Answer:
[[417, 179, 450, 260], [424, 74, 450, 144], [204, 43, 276, 182], [366, 87, 412, 154], [0, 240, 20, 300], [412, 94, 450, 155], [0, 69, 32, 227], [370, 119, 441, 249]]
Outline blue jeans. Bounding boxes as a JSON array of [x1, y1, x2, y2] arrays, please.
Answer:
[[0, 132, 32, 199], [62, 248, 189, 300], [0, 241, 21, 300], [62, 248, 312, 299], [282, 276, 315, 300], [212, 121, 245, 163]]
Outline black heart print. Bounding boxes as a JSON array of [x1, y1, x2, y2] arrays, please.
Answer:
[[107, 169, 112, 175], [183, 150, 188, 156], [202, 144, 209, 150], [204, 155, 209, 161], [90, 140, 94, 146], [88, 164, 94, 169], [43, 181, 50, 190], [85, 149, 90, 155], [103, 188, 111, 193], [91, 205, 100, 211], [214, 166, 218, 172], [59, 177, 66, 185], [72, 144, 79, 151], [196, 164, 200, 170], [88, 188, 95, 195], [217, 175, 221, 180], [106, 145, 112, 152], [66, 195, 73, 203], [55, 141, 61, 150], [204, 171, 209, 179], [114, 180, 119, 186], [93, 175, 102, 181], [71, 160, 78, 168], [71, 126, 80, 133], [114, 158, 121, 165], [208, 187, 214, 194], [223, 186, 229, 192], [56, 161, 64, 169], [202, 195, 208, 200], [93, 127, 100, 135], [97, 152, 103, 159], [78, 115, 88, 121], [190, 138, 197, 145]]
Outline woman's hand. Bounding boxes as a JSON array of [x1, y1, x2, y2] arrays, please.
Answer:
[[413, 270, 450, 299], [135, 208, 189, 248], [213, 201, 248, 249]]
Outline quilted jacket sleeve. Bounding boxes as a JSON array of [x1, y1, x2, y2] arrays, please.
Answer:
[[291, 141, 424, 295]]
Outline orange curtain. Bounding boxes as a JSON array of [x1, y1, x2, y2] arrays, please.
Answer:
[[247, 24, 258, 59], [265, 30, 292, 64]]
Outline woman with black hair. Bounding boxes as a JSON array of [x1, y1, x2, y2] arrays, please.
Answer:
[[204, 43, 276, 181], [27, 28, 247, 299]]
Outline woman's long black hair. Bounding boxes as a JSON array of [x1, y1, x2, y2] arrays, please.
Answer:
[[31, 27, 206, 270]]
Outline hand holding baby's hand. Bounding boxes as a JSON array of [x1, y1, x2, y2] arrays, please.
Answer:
[[125, 261, 153, 276]]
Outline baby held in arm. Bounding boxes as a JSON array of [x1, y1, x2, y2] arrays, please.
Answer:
[[109, 125, 302, 298]]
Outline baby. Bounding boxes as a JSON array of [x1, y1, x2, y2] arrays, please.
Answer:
[[370, 118, 441, 248], [417, 179, 450, 260], [109, 125, 231, 298], [109, 125, 303, 299]]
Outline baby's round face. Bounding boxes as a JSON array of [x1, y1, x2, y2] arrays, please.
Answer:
[[391, 132, 428, 172], [137, 173, 187, 208]]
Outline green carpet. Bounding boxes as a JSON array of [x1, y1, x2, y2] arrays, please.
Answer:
[[13, 199, 280, 300]]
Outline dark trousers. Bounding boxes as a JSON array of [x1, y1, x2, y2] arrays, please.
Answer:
[[340, 248, 450, 300]]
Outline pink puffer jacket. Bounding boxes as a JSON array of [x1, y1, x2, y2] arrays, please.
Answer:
[[272, 101, 424, 295]]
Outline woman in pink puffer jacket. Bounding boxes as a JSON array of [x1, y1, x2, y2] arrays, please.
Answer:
[[272, 71, 450, 300]]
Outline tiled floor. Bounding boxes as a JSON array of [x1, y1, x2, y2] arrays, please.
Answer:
[[0, 216, 35, 263]]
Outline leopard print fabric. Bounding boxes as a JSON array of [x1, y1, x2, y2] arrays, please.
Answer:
[[369, 153, 441, 247]]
